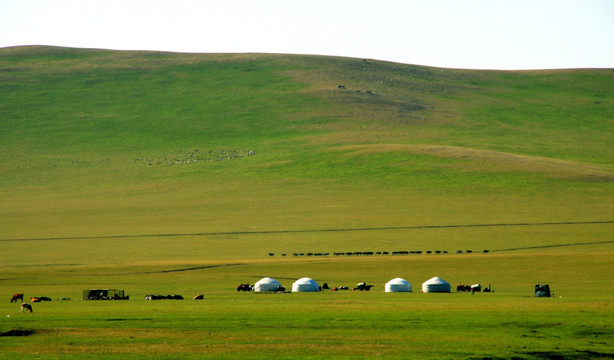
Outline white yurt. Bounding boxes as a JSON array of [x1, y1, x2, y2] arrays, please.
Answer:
[[292, 277, 320, 292], [421, 276, 451, 293], [385, 277, 412, 293], [253, 277, 284, 292]]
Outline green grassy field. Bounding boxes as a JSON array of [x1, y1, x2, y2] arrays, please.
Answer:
[[1, 46, 613, 359]]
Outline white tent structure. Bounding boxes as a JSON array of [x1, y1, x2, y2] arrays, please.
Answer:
[[385, 278, 412, 292], [421, 276, 451, 293], [253, 277, 284, 292], [292, 277, 320, 292]]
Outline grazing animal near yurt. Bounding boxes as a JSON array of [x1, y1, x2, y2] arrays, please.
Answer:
[[20, 303, 33, 313], [237, 283, 252, 292], [353, 282, 373, 291], [457, 284, 471, 292], [11, 293, 24, 303]]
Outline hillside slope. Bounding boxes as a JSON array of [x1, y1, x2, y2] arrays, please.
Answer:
[[1, 46, 612, 260]]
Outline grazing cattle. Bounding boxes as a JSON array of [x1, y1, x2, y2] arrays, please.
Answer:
[[145, 294, 184, 300], [20, 303, 33, 313], [31, 296, 51, 303], [11, 293, 24, 303], [194, 294, 204, 300], [237, 283, 252, 292], [322, 283, 330, 290], [353, 282, 373, 291], [457, 284, 471, 292]]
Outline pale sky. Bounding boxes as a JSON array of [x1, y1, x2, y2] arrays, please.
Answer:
[[1, 0, 613, 70]]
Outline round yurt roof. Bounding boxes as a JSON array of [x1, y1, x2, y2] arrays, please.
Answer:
[[385, 277, 412, 292], [292, 277, 320, 292], [253, 277, 283, 292], [421, 276, 451, 293]]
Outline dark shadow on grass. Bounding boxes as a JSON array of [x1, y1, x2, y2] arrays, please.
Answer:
[[495, 240, 614, 252], [0, 329, 36, 337], [133, 263, 245, 275]]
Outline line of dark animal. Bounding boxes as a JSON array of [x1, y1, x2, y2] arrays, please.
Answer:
[[143, 294, 206, 300], [11, 293, 54, 303], [268, 250, 489, 257], [145, 294, 184, 300]]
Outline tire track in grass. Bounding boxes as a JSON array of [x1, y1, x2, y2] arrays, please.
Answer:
[[1, 220, 613, 242], [494, 240, 614, 252]]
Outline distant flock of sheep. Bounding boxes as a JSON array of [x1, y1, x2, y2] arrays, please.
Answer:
[[135, 148, 255, 166]]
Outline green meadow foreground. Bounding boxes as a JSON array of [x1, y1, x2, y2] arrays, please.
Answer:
[[1, 252, 613, 359], [1, 46, 613, 359]]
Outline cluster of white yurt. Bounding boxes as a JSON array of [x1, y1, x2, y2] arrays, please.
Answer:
[[253, 277, 284, 292], [385, 278, 412, 292], [252, 277, 322, 293], [253, 276, 452, 293], [421, 277, 451, 293], [292, 277, 320, 292]]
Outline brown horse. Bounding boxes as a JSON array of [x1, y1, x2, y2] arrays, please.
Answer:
[[11, 293, 24, 303]]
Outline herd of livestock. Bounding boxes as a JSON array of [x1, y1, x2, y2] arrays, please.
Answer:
[[268, 250, 489, 257], [11, 279, 553, 312]]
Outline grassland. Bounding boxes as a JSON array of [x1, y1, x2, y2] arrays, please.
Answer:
[[0, 46, 613, 359]]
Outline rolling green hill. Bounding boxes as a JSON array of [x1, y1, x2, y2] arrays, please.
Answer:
[[1, 46, 612, 259], [1, 46, 613, 360]]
